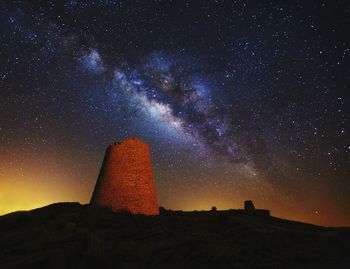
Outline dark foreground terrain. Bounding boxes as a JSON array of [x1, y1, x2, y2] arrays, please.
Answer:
[[0, 203, 349, 269]]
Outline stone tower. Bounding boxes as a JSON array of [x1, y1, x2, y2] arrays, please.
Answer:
[[90, 137, 159, 215]]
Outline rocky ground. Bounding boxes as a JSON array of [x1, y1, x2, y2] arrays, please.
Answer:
[[0, 202, 349, 269]]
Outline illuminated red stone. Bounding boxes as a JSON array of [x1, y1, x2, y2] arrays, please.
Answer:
[[90, 137, 159, 215]]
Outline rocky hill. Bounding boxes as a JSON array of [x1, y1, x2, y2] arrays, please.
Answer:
[[0, 203, 349, 269]]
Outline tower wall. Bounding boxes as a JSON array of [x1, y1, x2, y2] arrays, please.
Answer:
[[90, 137, 159, 215]]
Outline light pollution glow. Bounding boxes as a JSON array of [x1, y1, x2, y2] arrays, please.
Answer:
[[1, 146, 348, 228]]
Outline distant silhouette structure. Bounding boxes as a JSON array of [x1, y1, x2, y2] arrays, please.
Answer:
[[244, 200, 256, 211], [90, 137, 159, 215], [243, 200, 270, 216]]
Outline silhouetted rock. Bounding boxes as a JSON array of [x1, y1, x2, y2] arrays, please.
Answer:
[[158, 206, 167, 215]]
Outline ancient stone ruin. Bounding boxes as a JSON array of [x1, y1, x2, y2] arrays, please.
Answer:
[[244, 200, 256, 211], [90, 137, 159, 215], [243, 200, 270, 217]]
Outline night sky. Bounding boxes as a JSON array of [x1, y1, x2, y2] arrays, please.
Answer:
[[1, 0, 349, 226]]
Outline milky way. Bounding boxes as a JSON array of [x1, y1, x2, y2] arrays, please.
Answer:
[[0, 1, 349, 226]]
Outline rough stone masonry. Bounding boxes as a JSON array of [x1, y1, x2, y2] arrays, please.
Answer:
[[90, 137, 159, 215]]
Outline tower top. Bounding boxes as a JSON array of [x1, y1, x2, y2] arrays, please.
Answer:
[[111, 137, 148, 147]]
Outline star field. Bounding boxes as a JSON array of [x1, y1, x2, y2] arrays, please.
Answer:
[[0, 0, 349, 226]]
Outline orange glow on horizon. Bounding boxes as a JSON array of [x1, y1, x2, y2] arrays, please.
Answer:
[[0, 148, 94, 216], [1, 176, 349, 227], [0, 177, 90, 216], [0, 149, 349, 227]]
